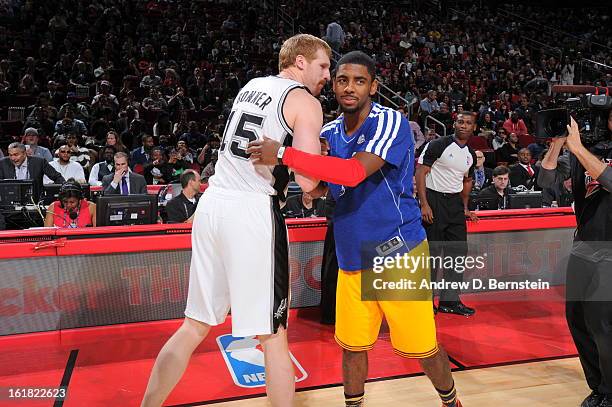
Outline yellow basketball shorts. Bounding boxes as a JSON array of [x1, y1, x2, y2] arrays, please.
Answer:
[[334, 239, 438, 358]]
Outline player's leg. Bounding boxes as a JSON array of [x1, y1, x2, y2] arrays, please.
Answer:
[[141, 318, 212, 407], [142, 195, 229, 407], [335, 270, 382, 406], [342, 349, 368, 406], [384, 298, 460, 406], [381, 240, 461, 407], [258, 327, 295, 407], [223, 193, 295, 406], [419, 347, 458, 406]]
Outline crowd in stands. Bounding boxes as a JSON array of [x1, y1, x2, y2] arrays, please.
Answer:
[[0, 0, 609, 222]]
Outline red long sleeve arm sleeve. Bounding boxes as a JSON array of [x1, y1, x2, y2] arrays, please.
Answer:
[[282, 146, 367, 187]]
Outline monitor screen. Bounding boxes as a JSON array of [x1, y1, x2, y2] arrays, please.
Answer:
[[96, 194, 158, 226], [473, 196, 501, 210], [41, 183, 91, 206], [0, 179, 34, 208], [507, 192, 543, 209]]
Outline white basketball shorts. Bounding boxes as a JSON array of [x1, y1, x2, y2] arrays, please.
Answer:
[[184, 186, 290, 337]]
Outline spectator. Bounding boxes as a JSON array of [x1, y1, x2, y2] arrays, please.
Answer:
[[492, 127, 508, 151], [503, 111, 529, 138], [130, 134, 155, 170], [153, 111, 173, 141], [64, 132, 93, 173], [542, 175, 573, 208], [477, 165, 511, 210], [140, 67, 162, 89], [143, 147, 172, 185], [55, 105, 87, 139], [105, 130, 127, 153], [180, 121, 208, 150], [166, 148, 190, 182], [283, 192, 325, 218], [121, 119, 143, 151], [165, 169, 202, 224], [167, 87, 195, 121], [497, 132, 520, 165], [89, 145, 116, 186], [44, 144, 86, 184], [91, 80, 119, 116], [102, 152, 147, 195], [472, 151, 493, 191], [46, 80, 65, 106], [420, 90, 440, 115], [23, 107, 55, 145], [433, 102, 453, 132], [23, 128, 53, 161], [510, 148, 539, 189], [325, 15, 345, 53], [200, 148, 218, 183], [528, 139, 548, 162], [142, 88, 168, 111], [18, 73, 39, 95]]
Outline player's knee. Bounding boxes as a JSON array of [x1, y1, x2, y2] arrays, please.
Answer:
[[182, 317, 211, 338], [258, 327, 288, 349], [418, 346, 445, 365]]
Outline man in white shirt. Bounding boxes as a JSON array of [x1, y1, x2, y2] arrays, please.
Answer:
[[89, 145, 116, 186], [44, 145, 86, 184]]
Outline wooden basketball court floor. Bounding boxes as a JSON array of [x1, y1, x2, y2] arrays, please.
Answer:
[[212, 357, 585, 406]]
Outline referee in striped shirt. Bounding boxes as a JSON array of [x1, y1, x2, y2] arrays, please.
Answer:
[[416, 112, 479, 316]]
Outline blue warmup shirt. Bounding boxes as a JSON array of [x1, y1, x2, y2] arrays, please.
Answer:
[[321, 102, 426, 271]]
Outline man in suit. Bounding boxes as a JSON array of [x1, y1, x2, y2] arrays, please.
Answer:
[[102, 152, 147, 195], [165, 169, 201, 223], [0, 142, 64, 201], [510, 148, 540, 189]]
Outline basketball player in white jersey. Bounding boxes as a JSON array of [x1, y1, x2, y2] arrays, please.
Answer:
[[141, 34, 331, 407]]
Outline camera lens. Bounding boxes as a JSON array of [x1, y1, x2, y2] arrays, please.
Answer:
[[548, 118, 566, 136]]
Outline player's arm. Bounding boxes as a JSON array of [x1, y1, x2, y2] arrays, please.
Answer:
[[248, 137, 385, 187], [283, 89, 325, 192]]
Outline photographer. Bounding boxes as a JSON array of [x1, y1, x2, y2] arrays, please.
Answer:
[[538, 112, 612, 407]]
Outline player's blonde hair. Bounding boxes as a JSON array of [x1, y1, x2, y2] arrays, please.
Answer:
[[278, 34, 331, 71]]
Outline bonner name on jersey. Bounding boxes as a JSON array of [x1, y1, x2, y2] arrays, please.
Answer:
[[235, 89, 273, 110]]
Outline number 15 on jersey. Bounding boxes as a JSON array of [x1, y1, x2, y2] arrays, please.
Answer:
[[220, 110, 265, 160]]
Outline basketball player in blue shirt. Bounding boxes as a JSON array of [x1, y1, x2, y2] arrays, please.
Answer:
[[249, 51, 462, 407]]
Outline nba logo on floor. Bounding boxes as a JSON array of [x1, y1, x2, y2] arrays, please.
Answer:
[[217, 334, 308, 388]]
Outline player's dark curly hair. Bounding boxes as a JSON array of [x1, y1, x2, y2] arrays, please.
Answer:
[[334, 51, 376, 80]]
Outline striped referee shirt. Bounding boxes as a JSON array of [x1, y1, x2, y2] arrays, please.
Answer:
[[418, 135, 476, 193]]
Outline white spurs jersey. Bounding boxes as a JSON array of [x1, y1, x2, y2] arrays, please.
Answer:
[[208, 76, 305, 197]]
